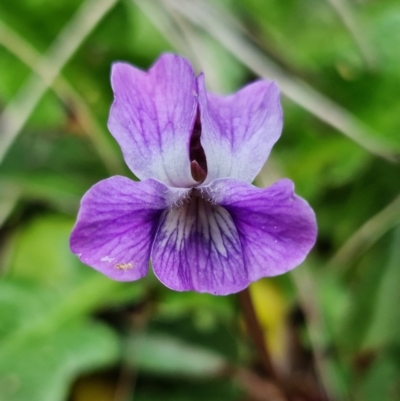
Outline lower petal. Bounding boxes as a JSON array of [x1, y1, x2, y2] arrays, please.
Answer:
[[70, 176, 168, 281], [208, 178, 317, 279], [151, 191, 247, 295]]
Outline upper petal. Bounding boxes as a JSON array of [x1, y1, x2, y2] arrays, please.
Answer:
[[198, 75, 282, 183], [108, 54, 198, 188], [151, 191, 247, 295], [70, 176, 169, 281], [208, 178, 317, 279]]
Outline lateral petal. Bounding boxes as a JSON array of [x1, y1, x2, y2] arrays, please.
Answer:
[[198, 75, 282, 183], [70, 176, 168, 281], [208, 178, 317, 279], [108, 54, 198, 188], [151, 192, 247, 295]]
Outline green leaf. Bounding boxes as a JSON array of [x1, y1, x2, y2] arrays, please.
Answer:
[[336, 240, 390, 352], [0, 321, 119, 401], [6, 215, 145, 308], [133, 377, 241, 401], [364, 226, 400, 348], [0, 275, 121, 401], [9, 216, 82, 285], [354, 345, 400, 401], [125, 332, 227, 377]]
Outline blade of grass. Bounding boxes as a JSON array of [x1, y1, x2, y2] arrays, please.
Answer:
[[135, 0, 237, 96], [0, 0, 120, 165], [0, 184, 20, 227], [327, 193, 400, 275], [132, 0, 193, 60], [326, 0, 377, 71], [291, 266, 350, 401], [0, 20, 124, 176], [156, 1, 229, 93], [162, 0, 398, 162]]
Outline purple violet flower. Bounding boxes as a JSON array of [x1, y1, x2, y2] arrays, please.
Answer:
[[70, 54, 317, 295]]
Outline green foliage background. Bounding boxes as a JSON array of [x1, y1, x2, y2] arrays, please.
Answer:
[[1, 0, 400, 400]]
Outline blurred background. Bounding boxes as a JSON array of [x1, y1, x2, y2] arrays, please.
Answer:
[[1, 0, 400, 400]]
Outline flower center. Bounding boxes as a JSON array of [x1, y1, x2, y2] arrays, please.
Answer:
[[189, 110, 208, 183]]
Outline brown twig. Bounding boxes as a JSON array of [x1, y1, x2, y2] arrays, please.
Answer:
[[238, 287, 293, 401], [238, 288, 277, 379]]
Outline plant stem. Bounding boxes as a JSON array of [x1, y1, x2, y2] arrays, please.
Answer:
[[238, 287, 277, 379], [238, 287, 292, 401]]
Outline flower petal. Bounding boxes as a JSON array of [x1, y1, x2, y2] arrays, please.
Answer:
[[108, 54, 198, 188], [208, 178, 317, 279], [151, 191, 247, 295], [70, 176, 169, 281], [198, 76, 282, 183]]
